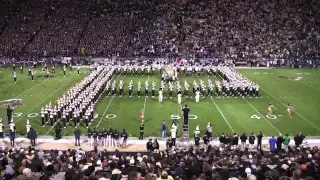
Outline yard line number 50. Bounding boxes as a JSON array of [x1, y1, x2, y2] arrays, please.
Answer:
[[170, 114, 198, 120]]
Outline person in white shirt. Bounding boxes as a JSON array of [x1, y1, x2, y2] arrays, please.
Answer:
[[26, 119, 31, 134], [177, 91, 182, 105], [206, 122, 212, 140], [159, 89, 163, 103], [171, 124, 177, 146], [195, 89, 200, 103]]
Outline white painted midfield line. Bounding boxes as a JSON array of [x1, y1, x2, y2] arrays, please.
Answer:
[[243, 98, 281, 134], [198, 73, 235, 132], [261, 88, 320, 131], [95, 74, 126, 128], [209, 96, 235, 133], [16, 81, 66, 124]]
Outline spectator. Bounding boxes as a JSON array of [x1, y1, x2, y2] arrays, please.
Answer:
[[269, 135, 277, 152]]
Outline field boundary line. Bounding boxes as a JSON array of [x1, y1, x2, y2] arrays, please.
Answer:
[[15, 79, 70, 124], [197, 73, 235, 132], [260, 88, 320, 131], [95, 73, 126, 128], [243, 98, 281, 134]]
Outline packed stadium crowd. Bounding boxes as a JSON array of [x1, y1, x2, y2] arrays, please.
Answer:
[[0, 141, 319, 180], [0, 0, 318, 60]]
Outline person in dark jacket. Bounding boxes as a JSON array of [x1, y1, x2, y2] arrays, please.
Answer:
[[232, 133, 239, 149], [146, 139, 153, 152], [240, 133, 247, 151], [28, 128, 37, 146], [153, 139, 159, 152], [74, 128, 81, 146], [121, 129, 128, 147], [248, 132, 255, 151], [219, 133, 226, 148], [276, 134, 284, 151], [257, 131, 263, 151], [294, 132, 305, 147], [9, 130, 15, 147]]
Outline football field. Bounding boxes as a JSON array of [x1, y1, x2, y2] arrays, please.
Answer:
[[1, 67, 320, 137]]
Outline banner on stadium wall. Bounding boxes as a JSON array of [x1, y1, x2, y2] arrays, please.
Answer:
[[0, 99, 23, 108]]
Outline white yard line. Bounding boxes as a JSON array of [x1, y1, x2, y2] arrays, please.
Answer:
[[243, 98, 281, 134], [209, 96, 235, 132], [95, 95, 115, 128], [196, 73, 234, 132], [15, 82, 66, 124], [95, 74, 126, 128], [143, 75, 150, 112], [261, 88, 320, 131]]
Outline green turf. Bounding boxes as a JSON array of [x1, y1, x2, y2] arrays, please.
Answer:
[[0, 67, 88, 136], [1, 67, 320, 137]]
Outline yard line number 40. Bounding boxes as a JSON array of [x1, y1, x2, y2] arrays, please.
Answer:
[[250, 114, 278, 120]]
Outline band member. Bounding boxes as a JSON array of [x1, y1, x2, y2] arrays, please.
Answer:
[[177, 91, 182, 105], [195, 89, 200, 103], [140, 108, 144, 123], [20, 65, 23, 74], [51, 65, 55, 74], [62, 112, 67, 128], [159, 88, 163, 103], [77, 65, 80, 75], [137, 81, 141, 97], [168, 82, 173, 99], [145, 80, 149, 97], [268, 103, 274, 116], [152, 81, 156, 98], [103, 129, 108, 146], [28, 68, 31, 76], [121, 130, 128, 147], [113, 129, 119, 147], [63, 65, 66, 77], [50, 112, 54, 127], [287, 103, 293, 118], [9, 119, 16, 137], [13, 72, 17, 83], [13, 63, 15, 71], [31, 70, 34, 81], [0, 119, 3, 138], [46, 68, 49, 78], [107, 127, 113, 146], [119, 80, 124, 97]]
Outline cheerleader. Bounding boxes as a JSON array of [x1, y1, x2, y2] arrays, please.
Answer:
[[287, 103, 293, 118], [268, 103, 274, 116], [140, 108, 144, 123]]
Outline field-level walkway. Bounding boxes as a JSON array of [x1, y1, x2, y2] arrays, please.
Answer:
[[0, 136, 319, 152]]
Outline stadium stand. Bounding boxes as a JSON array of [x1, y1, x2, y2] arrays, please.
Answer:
[[0, 0, 318, 61], [0, 0, 320, 179]]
